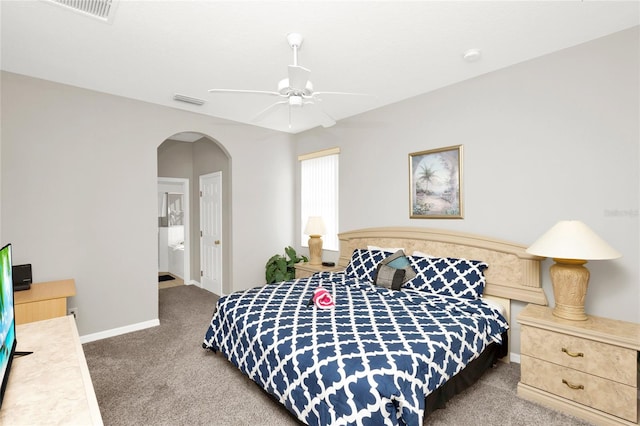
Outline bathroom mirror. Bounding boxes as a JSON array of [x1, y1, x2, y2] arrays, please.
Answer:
[[168, 193, 184, 226], [158, 192, 184, 227], [158, 192, 168, 227]]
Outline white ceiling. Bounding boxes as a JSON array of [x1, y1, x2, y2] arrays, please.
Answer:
[[1, 1, 638, 134]]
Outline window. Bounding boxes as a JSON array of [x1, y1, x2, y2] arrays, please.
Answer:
[[299, 147, 339, 251]]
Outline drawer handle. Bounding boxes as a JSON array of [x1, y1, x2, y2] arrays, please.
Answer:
[[561, 347, 584, 358], [562, 379, 584, 390]]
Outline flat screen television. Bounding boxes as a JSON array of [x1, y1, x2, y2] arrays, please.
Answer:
[[0, 243, 16, 409]]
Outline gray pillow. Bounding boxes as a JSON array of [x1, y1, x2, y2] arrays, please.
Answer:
[[374, 264, 406, 291], [380, 250, 417, 283]]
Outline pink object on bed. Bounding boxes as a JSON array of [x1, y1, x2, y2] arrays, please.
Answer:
[[313, 286, 335, 309]]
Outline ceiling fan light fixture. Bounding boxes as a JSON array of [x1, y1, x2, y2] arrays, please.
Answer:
[[207, 32, 371, 132], [289, 96, 303, 107], [278, 78, 313, 96], [277, 78, 290, 94]]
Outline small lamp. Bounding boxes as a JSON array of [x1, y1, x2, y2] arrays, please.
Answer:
[[304, 216, 326, 265], [526, 220, 621, 321]]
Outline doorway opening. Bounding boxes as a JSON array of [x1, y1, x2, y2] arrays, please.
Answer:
[[157, 133, 231, 296], [158, 178, 190, 288]]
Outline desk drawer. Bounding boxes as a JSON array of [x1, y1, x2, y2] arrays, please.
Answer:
[[15, 298, 67, 325], [521, 355, 637, 422], [521, 325, 637, 386]]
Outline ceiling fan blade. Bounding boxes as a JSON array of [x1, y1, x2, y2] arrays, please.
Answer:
[[319, 111, 336, 128], [252, 100, 288, 122], [312, 91, 374, 97], [208, 88, 282, 96], [288, 65, 311, 90], [306, 102, 336, 128]]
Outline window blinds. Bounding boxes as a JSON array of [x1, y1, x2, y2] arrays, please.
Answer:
[[300, 148, 339, 251]]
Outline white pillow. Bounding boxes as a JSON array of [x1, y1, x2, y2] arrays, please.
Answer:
[[481, 297, 508, 318], [368, 245, 405, 253], [412, 250, 435, 258]]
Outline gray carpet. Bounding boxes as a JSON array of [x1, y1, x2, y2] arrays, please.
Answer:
[[83, 285, 592, 426]]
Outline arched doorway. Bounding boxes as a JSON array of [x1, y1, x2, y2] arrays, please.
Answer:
[[157, 132, 231, 296]]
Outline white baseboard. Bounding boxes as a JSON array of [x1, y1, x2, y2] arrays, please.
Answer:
[[185, 280, 221, 296], [510, 352, 521, 364], [79, 319, 160, 344]]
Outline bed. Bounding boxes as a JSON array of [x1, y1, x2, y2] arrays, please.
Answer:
[[203, 227, 547, 425]]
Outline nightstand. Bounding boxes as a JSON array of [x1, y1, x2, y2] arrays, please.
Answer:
[[517, 304, 640, 425], [294, 262, 342, 279]]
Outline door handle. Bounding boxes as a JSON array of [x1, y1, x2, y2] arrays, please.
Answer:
[[215, 240, 221, 245]]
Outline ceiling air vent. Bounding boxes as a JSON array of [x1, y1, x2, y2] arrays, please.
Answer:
[[173, 94, 206, 106], [46, 0, 118, 23]]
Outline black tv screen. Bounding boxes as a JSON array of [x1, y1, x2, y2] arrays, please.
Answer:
[[0, 243, 16, 409]]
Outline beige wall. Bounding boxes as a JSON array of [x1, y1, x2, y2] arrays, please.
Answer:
[[296, 27, 639, 355], [157, 139, 194, 179], [192, 138, 232, 294], [0, 71, 295, 336]]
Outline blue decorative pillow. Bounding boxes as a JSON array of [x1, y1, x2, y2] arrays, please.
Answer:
[[403, 256, 488, 299], [345, 249, 388, 281]]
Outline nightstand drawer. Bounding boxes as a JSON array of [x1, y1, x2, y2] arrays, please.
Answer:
[[521, 325, 637, 386], [521, 355, 637, 422]]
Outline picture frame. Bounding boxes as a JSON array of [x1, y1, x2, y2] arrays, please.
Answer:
[[409, 145, 463, 219]]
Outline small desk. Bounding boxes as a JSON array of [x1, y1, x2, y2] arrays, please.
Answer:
[[0, 316, 103, 425], [14, 279, 76, 325]]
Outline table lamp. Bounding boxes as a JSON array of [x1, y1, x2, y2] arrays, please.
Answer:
[[304, 216, 326, 265], [526, 220, 621, 321]]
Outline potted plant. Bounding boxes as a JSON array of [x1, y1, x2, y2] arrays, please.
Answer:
[[265, 246, 308, 284]]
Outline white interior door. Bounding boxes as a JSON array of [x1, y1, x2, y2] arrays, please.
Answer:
[[200, 172, 222, 295]]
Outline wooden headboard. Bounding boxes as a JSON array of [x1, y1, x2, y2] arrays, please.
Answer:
[[338, 227, 548, 307]]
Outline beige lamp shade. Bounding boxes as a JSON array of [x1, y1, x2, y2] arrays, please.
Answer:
[[304, 216, 326, 236], [526, 220, 621, 260], [526, 220, 620, 321]]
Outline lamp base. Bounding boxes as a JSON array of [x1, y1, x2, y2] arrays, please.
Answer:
[[308, 235, 323, 265], [550, 258, 589, 321]]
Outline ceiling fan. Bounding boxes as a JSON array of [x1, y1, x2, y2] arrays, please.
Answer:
[[208, 33, 370, 129]]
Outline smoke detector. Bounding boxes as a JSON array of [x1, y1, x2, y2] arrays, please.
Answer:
[[463, 49, 482, 63]]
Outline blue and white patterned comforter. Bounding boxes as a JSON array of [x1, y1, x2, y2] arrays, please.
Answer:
[[203, 272, 508, 426]]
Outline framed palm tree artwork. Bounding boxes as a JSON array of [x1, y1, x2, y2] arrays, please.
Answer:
[[409, 145, 463, 219]]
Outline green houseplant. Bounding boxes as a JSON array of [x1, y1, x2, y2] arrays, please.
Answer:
[[265, 246, 308, 284]]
